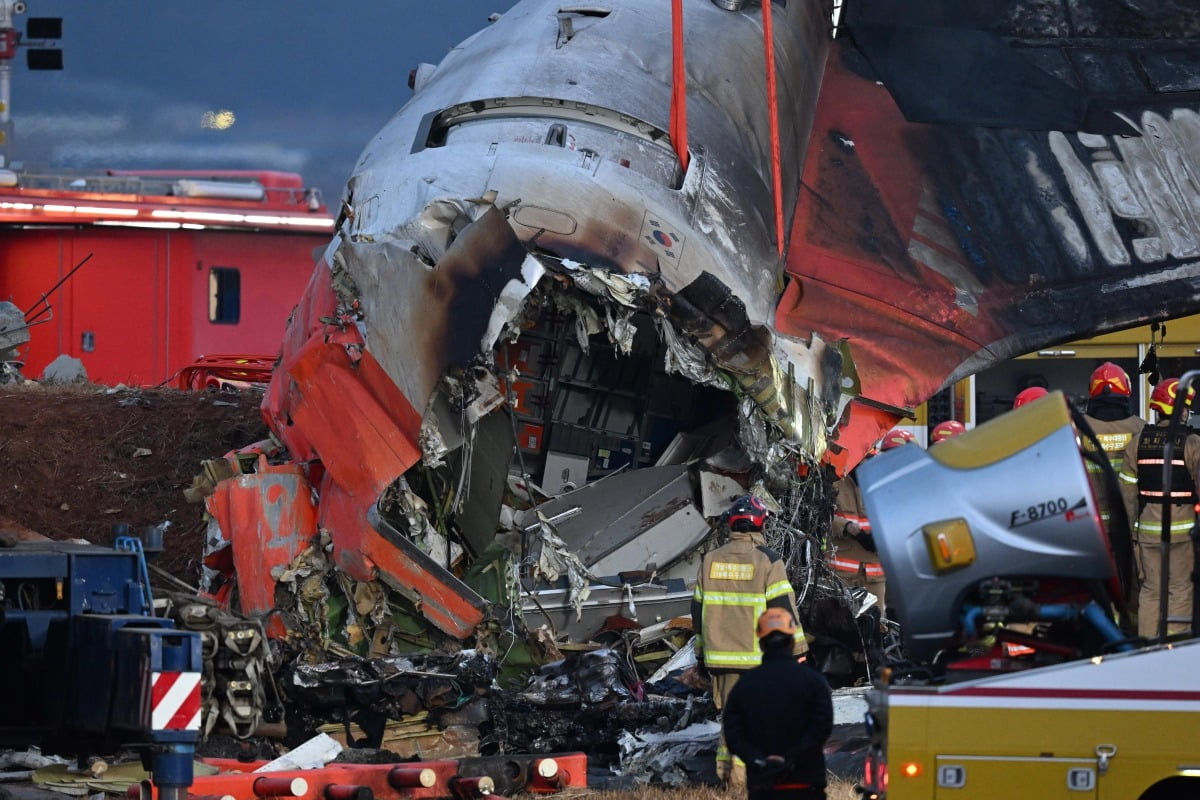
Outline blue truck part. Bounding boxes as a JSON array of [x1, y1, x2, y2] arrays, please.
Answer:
[[0, 541, 202, 799]]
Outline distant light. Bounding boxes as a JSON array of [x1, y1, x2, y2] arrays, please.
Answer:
[[43, 203, 138, 216], [244, 214, 335, 228], [73, 205, 139, 216], [202, 109, 237, 130], [151, 209, 334, 229], [95, 220, 181, 229]]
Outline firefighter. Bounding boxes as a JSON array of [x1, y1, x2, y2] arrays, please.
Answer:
[[930, 419, 966, 443], [830, 447, 891, 613], [693, 495, 806, 788], [828, 433, 911, 671], [1118, 378, 1199, 638], [722, 608, 834, 800], [1082, 362, 1145, 599], [1084, 362, 1144, 474]]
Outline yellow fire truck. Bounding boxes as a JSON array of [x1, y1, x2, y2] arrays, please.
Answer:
[[859, 640, 1200, 799], [855, 388, 1199, 800]]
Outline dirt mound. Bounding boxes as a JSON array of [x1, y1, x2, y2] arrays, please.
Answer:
[[0, 384, 269, 579]]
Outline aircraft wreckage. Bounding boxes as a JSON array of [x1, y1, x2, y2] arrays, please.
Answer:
[[192, 0, 1200, 736]]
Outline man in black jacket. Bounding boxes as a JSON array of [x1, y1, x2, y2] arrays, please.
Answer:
[[722, 608, 834, 800]]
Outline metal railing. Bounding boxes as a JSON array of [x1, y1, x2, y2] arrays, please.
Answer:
[[3, 168, 321, 208]]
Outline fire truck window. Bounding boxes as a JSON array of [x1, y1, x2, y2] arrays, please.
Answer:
[[208, 267, 240, 324]]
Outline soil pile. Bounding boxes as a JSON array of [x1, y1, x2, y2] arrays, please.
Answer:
[[0, 384, 269, 580]]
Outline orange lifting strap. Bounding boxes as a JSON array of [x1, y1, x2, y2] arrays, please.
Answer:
[[670, 0, 690, 172], [762, 0, 785, 256]]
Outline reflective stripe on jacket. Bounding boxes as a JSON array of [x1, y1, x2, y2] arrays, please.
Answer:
[[829, 557, 886, 578], [834, 511, 871, 532]]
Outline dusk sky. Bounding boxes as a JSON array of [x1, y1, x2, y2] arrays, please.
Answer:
[[10, 2, 519, 204]]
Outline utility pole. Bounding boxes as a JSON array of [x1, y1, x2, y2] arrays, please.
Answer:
[[0, 1, 61, 167]]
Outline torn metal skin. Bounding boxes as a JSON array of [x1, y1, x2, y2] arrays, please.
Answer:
[[206, 198, 838, 650]]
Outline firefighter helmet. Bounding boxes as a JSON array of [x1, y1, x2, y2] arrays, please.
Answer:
[[726, 495, 768, 532], [756, 607, 797, 640], [931, 420, 966, 443], [1013, 386, 1049, 409], [1149, 378, 1194, 417], [880, 428, 915, 450], [1089, 362, 1132, 397]]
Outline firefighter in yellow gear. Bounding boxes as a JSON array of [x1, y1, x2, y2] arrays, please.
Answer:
[[828, 430, 913, 613], [693, 495, 806, 789], [1084, 362, 1144, 473], [1084, 362, 1145, 526], [1118, 378, 1199, 638]]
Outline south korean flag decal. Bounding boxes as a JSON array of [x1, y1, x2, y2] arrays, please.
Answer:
[[641, 211, 686, 268]]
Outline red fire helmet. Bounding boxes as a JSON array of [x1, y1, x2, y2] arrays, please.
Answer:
[[931, 420, 966, 443], [1089, 362, 1131, 397], [880, 428, 915, 450], [1013, 386, 1049, 409], [726, 494, 768, 532], [1149, 378, 1195, 417]]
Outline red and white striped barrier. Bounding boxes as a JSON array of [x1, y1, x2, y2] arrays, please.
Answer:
[[151, 671, 202, 731]]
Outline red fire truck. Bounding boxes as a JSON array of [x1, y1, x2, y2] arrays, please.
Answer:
[[0, 168, 335, 385]]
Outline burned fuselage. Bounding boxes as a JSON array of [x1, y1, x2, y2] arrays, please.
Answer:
[[199, 0, 846, 654]]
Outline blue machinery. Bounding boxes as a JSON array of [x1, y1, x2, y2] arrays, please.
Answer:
[[0, 541, 201, 800]]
